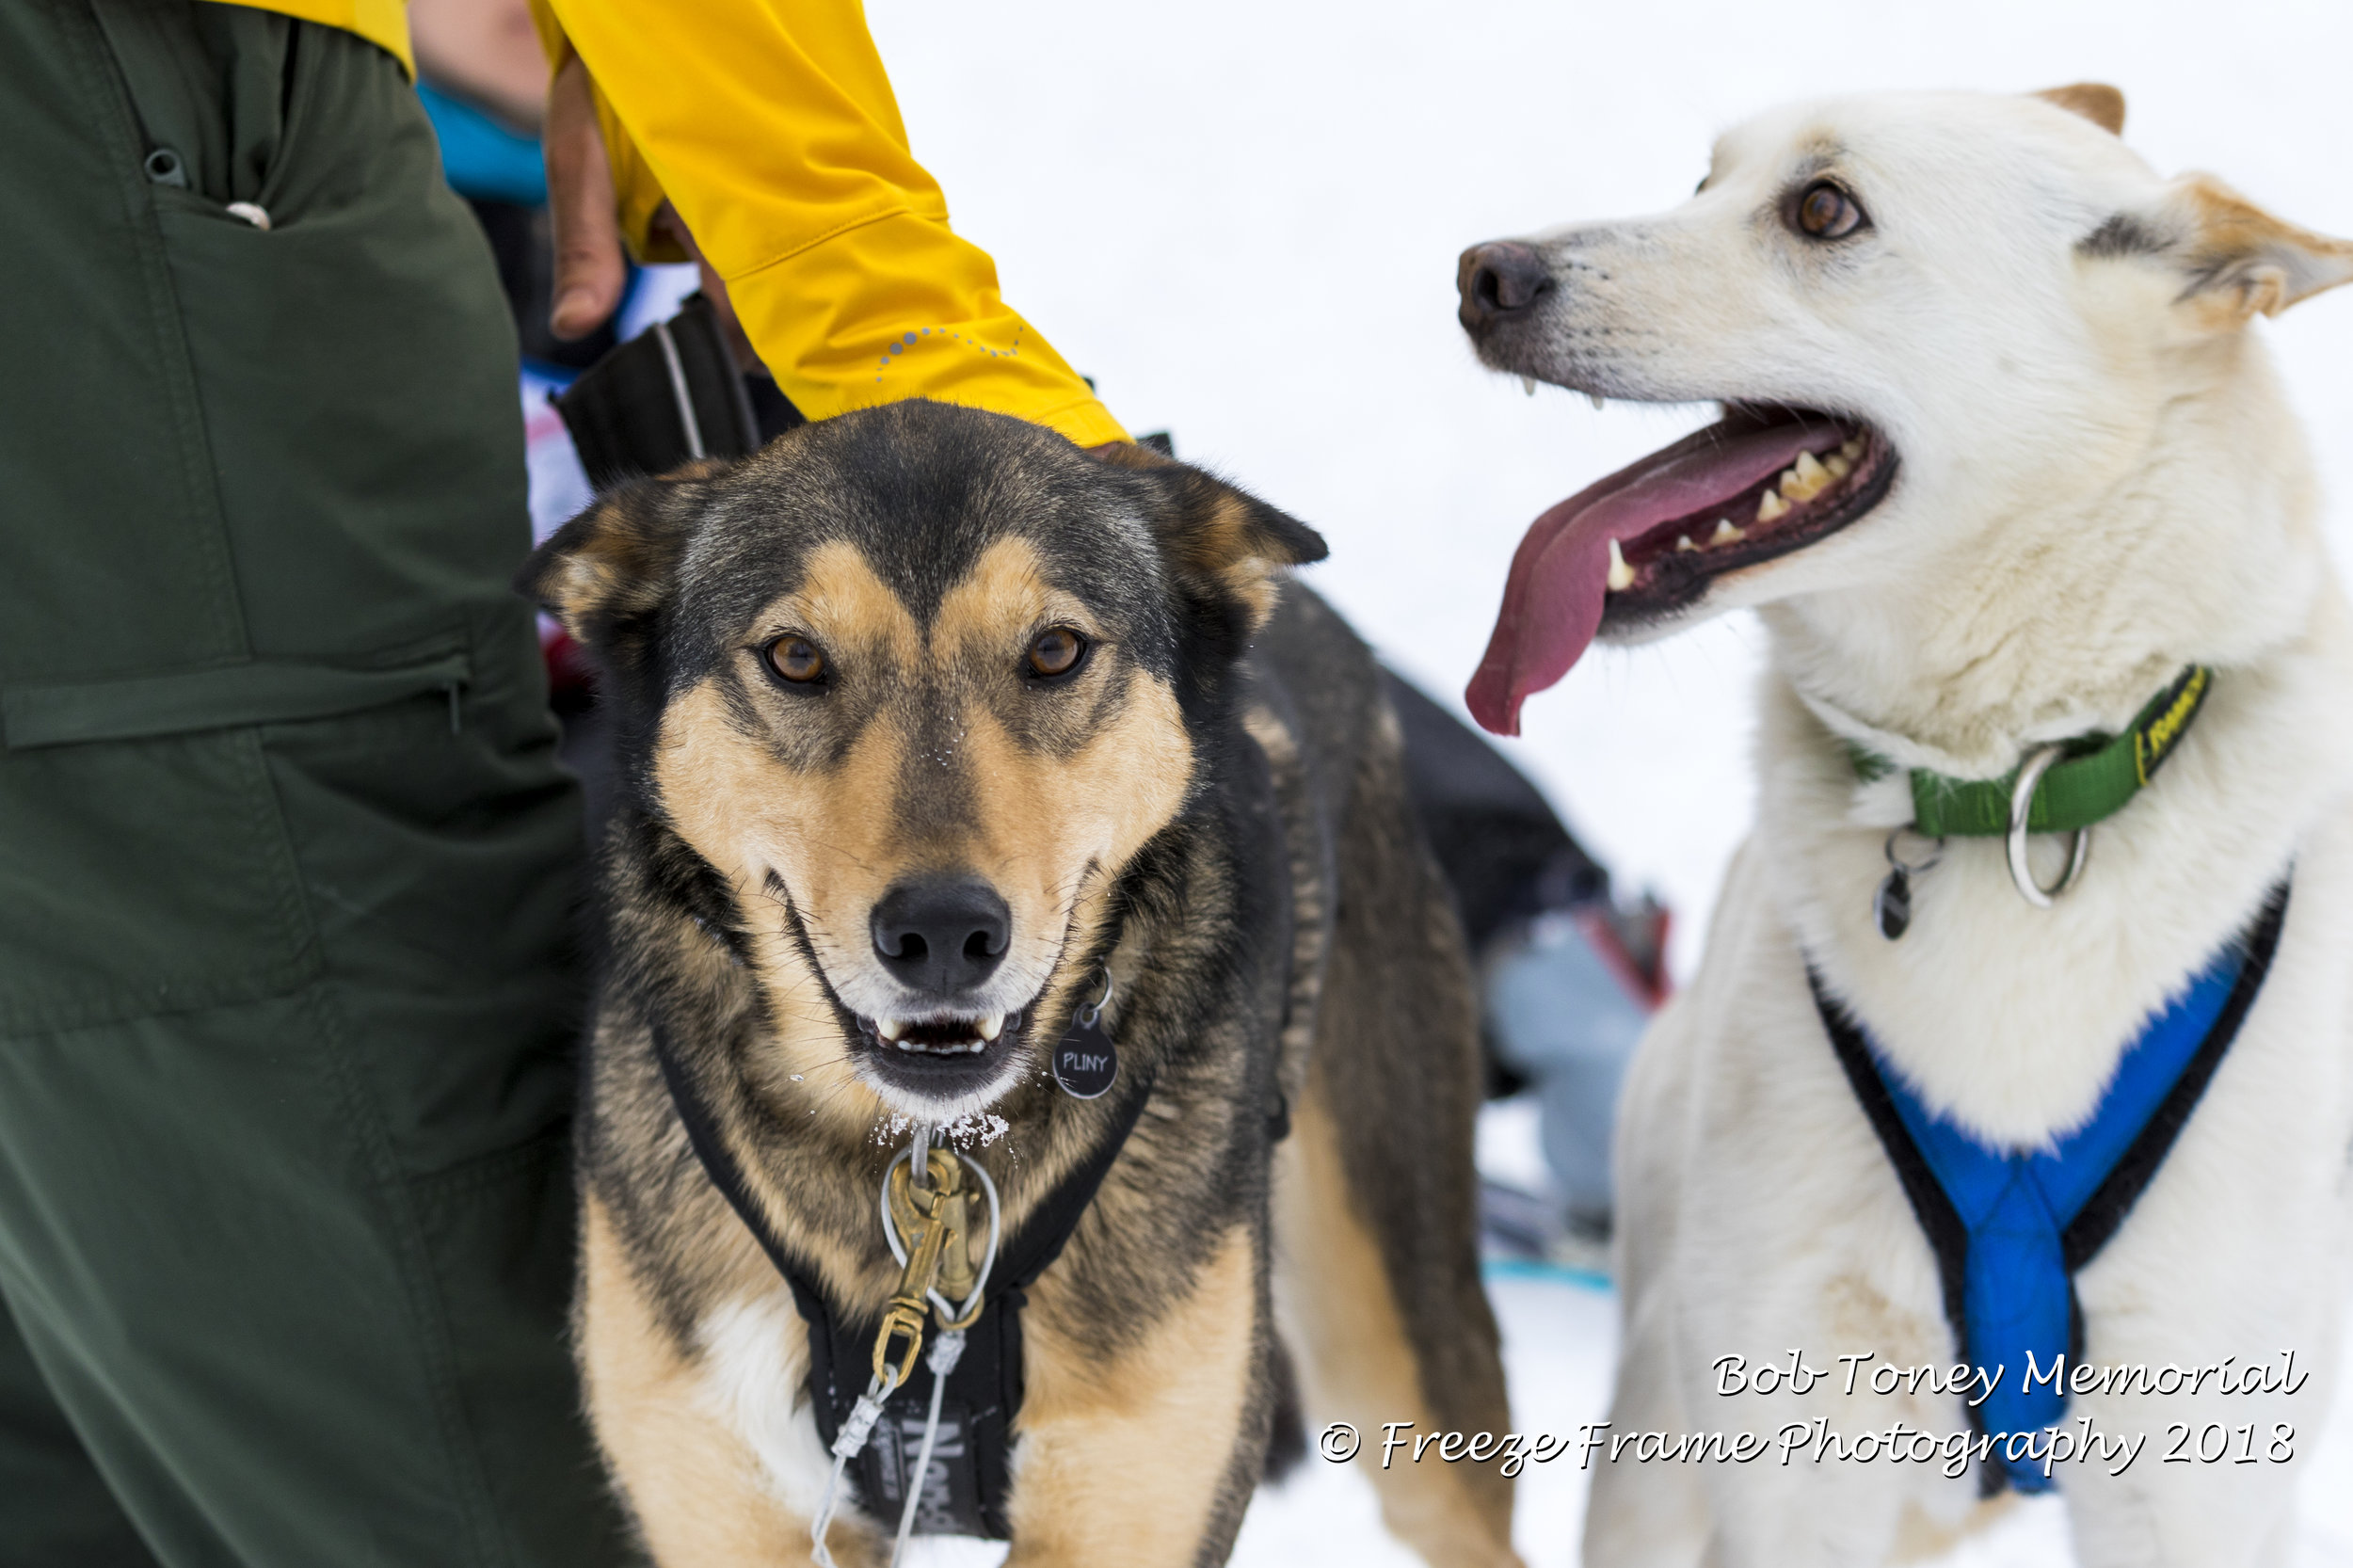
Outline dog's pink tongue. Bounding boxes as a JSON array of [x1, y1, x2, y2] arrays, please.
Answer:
[[1465, 419, 1834, 735]]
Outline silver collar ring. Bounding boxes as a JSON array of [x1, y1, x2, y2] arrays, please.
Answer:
[[1076, 970, 1112, 1028], [2007, 744, 2090, 908]]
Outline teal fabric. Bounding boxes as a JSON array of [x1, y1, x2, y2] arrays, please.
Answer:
[[0, 4, 629, 1561], [418, 79, 549, 206]]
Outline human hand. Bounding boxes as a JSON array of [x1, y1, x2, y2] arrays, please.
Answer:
[[543, 56, 762, 371], [543, 55, 627, 341]]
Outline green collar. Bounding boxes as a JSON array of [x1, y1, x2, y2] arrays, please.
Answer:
[[1849, 665, 2213, 838]]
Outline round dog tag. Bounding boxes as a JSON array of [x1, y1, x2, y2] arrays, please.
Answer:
[[1051, 1013, 1118, 1099]]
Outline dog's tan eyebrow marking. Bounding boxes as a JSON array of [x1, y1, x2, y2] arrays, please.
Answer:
[[931, 535, 1082, 655], [778, 539, 925, 664]]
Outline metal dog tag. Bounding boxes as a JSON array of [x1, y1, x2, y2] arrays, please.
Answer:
[[1051, 1013, 1118, 1099], [1874, 865, 1913, 941], [1874, 828, 1943, 943]]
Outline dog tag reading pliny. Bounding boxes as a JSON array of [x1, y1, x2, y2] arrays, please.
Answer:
[[1051, 1015, 1118, 1099]]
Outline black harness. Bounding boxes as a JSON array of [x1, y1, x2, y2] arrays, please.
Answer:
[[648, 1017, 1153, 1538]]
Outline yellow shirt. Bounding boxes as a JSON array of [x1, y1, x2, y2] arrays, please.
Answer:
[[237, 1, 1123, 447], [255, 0, 415, 74], [529, 0, 1124, 446]]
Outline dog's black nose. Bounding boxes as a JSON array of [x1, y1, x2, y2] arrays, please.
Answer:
[[870, 876, 1011, 997], [1457, 241, 1555, 332]]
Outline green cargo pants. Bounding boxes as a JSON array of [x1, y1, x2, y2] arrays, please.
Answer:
[[0, 4, 632, 1563]]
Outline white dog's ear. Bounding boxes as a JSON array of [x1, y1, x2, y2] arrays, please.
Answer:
[[2033, 83, 2125, 136], [2149, 175, 2353, 322]]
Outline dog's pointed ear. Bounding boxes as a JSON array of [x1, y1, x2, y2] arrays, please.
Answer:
[[517, 462, 722, 644], [1096, 442, 1327, 636], [2154, 174, 2353, 322], [2033, 83, 2125, 136]]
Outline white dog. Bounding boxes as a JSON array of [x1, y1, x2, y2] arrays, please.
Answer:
[[1455, 86, 2353, 1566]]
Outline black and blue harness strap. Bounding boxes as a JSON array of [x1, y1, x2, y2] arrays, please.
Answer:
[[1809, 878, 2289, 1496]]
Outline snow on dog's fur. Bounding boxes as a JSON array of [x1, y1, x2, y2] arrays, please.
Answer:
[[1457, 87, 2353, 1566]]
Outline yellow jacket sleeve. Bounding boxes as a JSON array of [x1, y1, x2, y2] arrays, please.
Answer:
[[532, 0, 1126, 448], [245, 0, 413, 74]]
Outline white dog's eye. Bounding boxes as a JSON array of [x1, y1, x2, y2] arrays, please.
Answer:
[[1792, 180, 1865, 240]]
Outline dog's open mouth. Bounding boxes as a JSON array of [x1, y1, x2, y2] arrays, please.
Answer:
[[1466, 405, 1898, 734], [854, 1008, 1030, 1097]]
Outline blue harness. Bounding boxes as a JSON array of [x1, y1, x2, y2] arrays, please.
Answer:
[[1811, 881, 2288, 1494]]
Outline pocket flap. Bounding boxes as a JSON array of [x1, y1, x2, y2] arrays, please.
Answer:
[[4, 650, 472, 749]]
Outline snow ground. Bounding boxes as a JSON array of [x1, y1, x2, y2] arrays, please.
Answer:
[[530, 2, 2353, 1556]]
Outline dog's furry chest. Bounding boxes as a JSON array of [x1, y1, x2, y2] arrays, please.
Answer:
[[1640, 760, 2353, 1416], [1753, 603, 2353, 1144]]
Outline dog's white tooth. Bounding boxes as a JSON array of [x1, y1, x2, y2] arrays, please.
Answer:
[[1777, 451, 1831, 503], [1711, 518, 1746, 545], [1606, 537, 1636, 591], [1756, 489, 1791, 523], [1588, 392, 1606, 411], [1840, 435, 1866, 462], [1822, 453, 1852, 480], [878, 1018, 907, 1042], [1676, 534, 1698, 552], [977, 1014, 1002, 1042], [1521, 376, 1537, 397]]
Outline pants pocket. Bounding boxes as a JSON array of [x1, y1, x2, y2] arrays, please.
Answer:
[[0, 728, 316, 1036]]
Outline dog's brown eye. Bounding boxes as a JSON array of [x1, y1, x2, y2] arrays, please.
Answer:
[[763, 635, 824, 684], [1794, 180, 1865, 240], [1026, 628, 1085, 679]]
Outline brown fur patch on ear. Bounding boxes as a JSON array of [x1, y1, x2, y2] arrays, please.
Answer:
[[1087, 440, 1180, 472], [2033, 82, 2126, 136], [1147, 467, 1329, 635], [517, 463, 723, 642], [2170, 173, 2353, 320]]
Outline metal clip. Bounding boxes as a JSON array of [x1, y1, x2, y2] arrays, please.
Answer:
[[871, 1296, 929, 1390], [890, 1150, 976, 1303], [870, 1151, 972, 1384]]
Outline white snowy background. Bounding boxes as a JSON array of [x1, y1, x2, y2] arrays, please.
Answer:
[[542, 0, 2353, 1560]]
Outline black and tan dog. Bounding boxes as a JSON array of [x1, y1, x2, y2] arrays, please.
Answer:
[[522, 401, 1521, 1567]]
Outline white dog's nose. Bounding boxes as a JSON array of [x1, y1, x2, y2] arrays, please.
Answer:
[[1458, 241, 1554, 332]]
